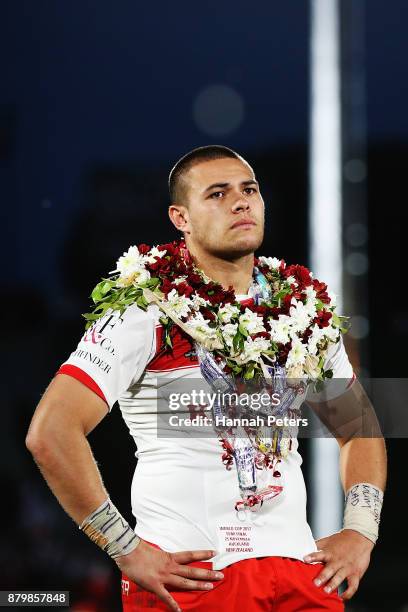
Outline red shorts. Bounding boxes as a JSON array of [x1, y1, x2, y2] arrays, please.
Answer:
[[121, 541, 344, 611]]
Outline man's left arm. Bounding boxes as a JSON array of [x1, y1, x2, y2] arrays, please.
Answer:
[[304, 379, 387, 601]]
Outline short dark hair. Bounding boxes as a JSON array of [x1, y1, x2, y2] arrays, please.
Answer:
[[168, 145, 244, 204]]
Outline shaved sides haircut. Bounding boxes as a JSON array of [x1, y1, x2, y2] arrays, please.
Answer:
[[168, 145, 248, 205]]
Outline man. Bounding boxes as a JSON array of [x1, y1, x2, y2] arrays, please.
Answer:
[[26, 145, 387, 611]]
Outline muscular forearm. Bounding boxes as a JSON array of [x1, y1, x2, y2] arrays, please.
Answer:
[[26, 402, 109, 525], [339, 436, 387, 493]]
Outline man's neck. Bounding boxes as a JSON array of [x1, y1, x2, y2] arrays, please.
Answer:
[[187, 244, 254, 295]]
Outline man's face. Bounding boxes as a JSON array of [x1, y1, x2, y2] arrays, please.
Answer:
[[179, 157, 265, 259]]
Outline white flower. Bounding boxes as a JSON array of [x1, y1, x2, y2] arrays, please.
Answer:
[[307, 324, 325, 355], [304, 301, 316, 318], [322, 325, 340, 343], [287, 363, 305, 379], [304, 354, 320, 379], [165, 289, 192, 320], [144, 246, 166, 264], [191, 294, 211, 311], [286, 337, 308, 367], [173, 275, 188, 285], [187, 311, 210, 329], [221, 322, 238, 348], [112, 246, 147, 277], [239, 308, 265, 335], [258, 256, 281, 270], [269, 315, 292, 345], [218, 303, 240, 323], [302, 287, 317, 317], [286, 275, 297, 287], [240, 337, 271, 362], [304, 286, 317, 301], [116, 267, 151, 288], [289, 299, 312, 334], [187, 312, 218, 340]]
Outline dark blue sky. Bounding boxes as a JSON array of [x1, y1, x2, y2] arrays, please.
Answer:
[[2, 1, 407, 293]]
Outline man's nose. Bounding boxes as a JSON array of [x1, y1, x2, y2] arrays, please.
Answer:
[[232, 196, 250, 213]]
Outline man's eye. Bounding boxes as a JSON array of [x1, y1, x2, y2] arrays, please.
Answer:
[[210, 191, 224, 199], [244, 187, 256, 195]]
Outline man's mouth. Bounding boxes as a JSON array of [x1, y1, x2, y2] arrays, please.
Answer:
[[230, 219, 256, 229]]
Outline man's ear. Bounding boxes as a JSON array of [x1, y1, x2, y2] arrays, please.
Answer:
[[168, 204, 190, 234]]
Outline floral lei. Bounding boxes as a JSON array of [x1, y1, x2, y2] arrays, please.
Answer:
[[84, 240, 347, 384]]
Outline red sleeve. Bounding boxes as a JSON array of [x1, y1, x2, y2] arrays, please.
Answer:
[[56, 364, 107, 404]]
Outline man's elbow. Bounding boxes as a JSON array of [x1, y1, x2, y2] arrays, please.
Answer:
[[25, 400, 64, 462], [26, 418, 51, 462]]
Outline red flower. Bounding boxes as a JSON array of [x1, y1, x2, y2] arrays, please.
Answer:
[[157, 241, 180, 255], [187, 272, 203, 286], [138, 243, 151, 255], [280, 294, 293, 314], [253, 305, 268, 316], [197, 283, 225, 306], [313, 279, 331, 304], [200, 307, 216, 321], [283, 264, 312, 288], [314, 310, 332, 328], [160, 278, 174, 296], [174, 259, 188, 276], [219, 286, 235, 305], [301, 328, 313, 342], [148, 257, 172, 274], [291, 288, 304, 301], [267, 307, 279, 320], [209, 286, 234, 306], [277, 342, 291, 363], [251, 331, 269, 340], [174, 281, 194, 298]]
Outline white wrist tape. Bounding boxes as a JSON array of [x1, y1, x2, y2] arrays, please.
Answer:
[[343, 482, 384, 544], [79, 498, 141, 559]]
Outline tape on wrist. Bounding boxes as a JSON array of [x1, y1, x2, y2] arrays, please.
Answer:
[[79, 498, 141, 559], [343, 482, 384, 544]]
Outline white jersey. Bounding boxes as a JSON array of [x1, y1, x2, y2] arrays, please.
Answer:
[[59, 298, 354, 571]]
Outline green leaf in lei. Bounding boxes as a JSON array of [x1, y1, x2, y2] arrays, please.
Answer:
[[233, 331, 246, 353], [332, 312, 350, 333], [164, 323, 173, 349], [244, 363, 255, 380], [84, 276, 144, 329], [271, 287, 292, 307], [238, 322, 249, 337], [91, 279, 117, 303]]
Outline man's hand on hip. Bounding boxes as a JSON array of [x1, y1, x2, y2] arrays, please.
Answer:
[[303, 529, 374, 601], [115, 539, 224, 612]]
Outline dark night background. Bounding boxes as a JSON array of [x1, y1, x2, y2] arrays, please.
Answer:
[[1, 1, 406, 610]]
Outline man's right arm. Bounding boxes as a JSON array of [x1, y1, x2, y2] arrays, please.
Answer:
[[26, 371, 223, 612]]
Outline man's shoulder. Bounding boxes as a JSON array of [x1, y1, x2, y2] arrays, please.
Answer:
[[97, 302, 162, 329]]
